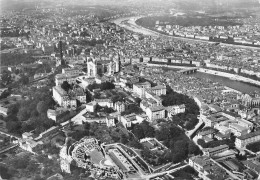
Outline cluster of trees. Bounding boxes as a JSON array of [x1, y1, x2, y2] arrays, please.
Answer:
[[1, 150, 70, 180], [246, 141, 260, 153], [172, 114, 199, 131], [0, 89, 10, 100], [0, 165, 12, 179], [1, 60, 51, 88], [111, 93, 125, 103], [0, 153, 50, 180], [156, 122, 201, 163], [121, 103, 143, 116], [1, 70, 30, 88], [61, 81, 73, 92], [161, 86, 199, 130], [1, 71, 12, 87], [131, 121, 201, 164], [141, 146, 170, 166], [34, 143, 61, 155], [131, 121, 155, 139], [34, 63, 52, 75], [96, 104, 115, 114], [88, 82, 115, 92], [4, 86, 56, 135], [68, 122, 141, 149], [170, 166, 198, 180], [1, 53, 35, 66]]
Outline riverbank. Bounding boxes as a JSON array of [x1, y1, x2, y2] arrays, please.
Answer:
[[146, 63, 195, 69], [147, 63, 260, 88], [112, 16, 260, 50], [198, 68, 260, 87]]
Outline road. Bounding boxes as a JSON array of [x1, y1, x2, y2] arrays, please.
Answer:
[[71, 108, 88, 124], [186, 118, 204, 138], [0, 144, 18, 154], [0, 130, 21, 140], [111, 16, 260, 50], [107, 143, 190, 180], [0, 47, 24, 54]]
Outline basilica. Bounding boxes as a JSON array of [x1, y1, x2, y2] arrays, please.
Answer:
[[87, 57, 120, 77]]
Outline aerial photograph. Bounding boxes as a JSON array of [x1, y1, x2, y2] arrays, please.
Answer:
[[1, 0, 260, 179]]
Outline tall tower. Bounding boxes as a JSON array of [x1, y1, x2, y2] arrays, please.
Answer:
[[59, 40, 65, 66], [59, 145, 72, 174]]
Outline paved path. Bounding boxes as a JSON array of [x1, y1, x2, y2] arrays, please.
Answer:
[[0, 130, 21, 140], [0, 144, 18, 154], [71, 109, 87, 124], [186, 118, 204, 138]]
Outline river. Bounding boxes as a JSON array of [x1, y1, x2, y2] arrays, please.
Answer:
[[113, 16, 260, 94], [162, 67, 260, 93], [190, 72, 260, 94]]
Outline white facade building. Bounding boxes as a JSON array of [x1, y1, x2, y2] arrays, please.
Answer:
[[146, 106, 165, 122]]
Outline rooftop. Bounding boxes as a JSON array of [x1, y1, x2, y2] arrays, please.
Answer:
[[148, 106, 165, 112], [229, 123, 248, 132], [53, 86, 67, 96], [237, 130, 260, 140], [203, 145, 229, 154]]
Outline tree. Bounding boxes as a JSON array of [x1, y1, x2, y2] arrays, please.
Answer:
[[14, 69, 20, 75], [188, 142, 201, 155], [86, 90, 92, 102], [128, 139, 143, 149], [1, 70, 12, 86], [0, 90, 10, 100], [0, 165, 12, 179], [20, 75, 29, 85], [120, 134, 129, 144], [140, 121, 155, 138], [36, 101, 48, 114], [174, 140, 188, 155], [135, 97, 142, 105], [42, 167, 53, 177], [132, 125, 145, 140], [26, 160, 40, 173], [17, 107, 30, 121], [172, 153, 185, 163], [61, 81, 71, 92], [197, 139, 208, 148], [21, 121, 34, 133], [10, 155, 30, 169], [6, 121, 21, 134], [7, 103, 20, 115]]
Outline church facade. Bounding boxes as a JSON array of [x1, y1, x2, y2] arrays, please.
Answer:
[[87, 57, 120, 77]]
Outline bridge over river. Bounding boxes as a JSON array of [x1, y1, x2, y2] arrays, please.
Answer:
[[177, 67, 199, 74]]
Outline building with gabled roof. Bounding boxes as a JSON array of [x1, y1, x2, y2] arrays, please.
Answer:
[[235, 130, 260, 148], [189, 156, 230, 180]]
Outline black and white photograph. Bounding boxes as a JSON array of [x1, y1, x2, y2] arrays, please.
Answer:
[[0, 0, 260, 179]]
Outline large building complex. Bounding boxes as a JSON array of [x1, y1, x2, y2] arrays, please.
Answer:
[[235, 130, 260, 148], [189, 156, 230, 180], [240, 93, 260, 107], [87, 57, 120, 77], [52, 86, 86, 108]]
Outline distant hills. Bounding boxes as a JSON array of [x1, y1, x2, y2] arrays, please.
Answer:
[[1, 0, 259, 12]]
